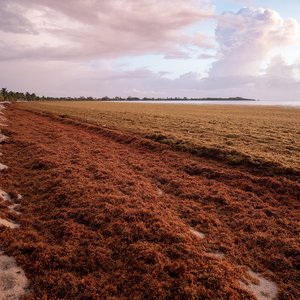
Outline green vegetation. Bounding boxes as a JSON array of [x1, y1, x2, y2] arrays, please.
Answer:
[[0, 88, 37, 101], [1, 87, 255, 102]]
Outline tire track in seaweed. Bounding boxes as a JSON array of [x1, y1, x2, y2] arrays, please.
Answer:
[[0, 106, 298, 299]]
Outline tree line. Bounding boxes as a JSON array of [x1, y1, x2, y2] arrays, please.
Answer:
[[0, 88, 38, 101], [1, 88, 255, 102]]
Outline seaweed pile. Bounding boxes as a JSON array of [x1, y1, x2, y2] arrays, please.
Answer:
[[0, 106, 298, 299]]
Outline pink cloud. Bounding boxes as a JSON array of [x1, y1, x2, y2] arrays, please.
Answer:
[[0, 1, 36, 34], [2, 58, 299, 100], [0, 0, 214, 60], [1, 2, 300, 101]]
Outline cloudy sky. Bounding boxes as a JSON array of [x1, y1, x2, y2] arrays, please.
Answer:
[[1, 0, 300, 100]]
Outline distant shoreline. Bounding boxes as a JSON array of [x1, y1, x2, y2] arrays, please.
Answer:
[[107, 97, 257, 102]]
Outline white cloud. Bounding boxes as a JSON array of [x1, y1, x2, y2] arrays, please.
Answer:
[[265, 55, 295, 79], [210, 7, 300, 77]]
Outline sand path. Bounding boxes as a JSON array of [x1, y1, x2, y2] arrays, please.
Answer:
[[0, 104, 29, 299]]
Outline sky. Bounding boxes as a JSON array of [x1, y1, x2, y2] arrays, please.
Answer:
[[0, 0, 300, 100]]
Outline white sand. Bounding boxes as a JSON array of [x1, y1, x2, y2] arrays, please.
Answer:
[[0, 218, 20, 229], [8, 204, 21, 215], [0, 106, 7, 126], [0, 103, 28, 298], [0, 134, 8, 143], [0, 190, 21, 214], [190, 228, 206, 239], [0, 163, 8, 170], [206, 252, 225, 259], [0, 253, 29, 300], [0, 190, 11, 202], [239, 270, 278, 300]]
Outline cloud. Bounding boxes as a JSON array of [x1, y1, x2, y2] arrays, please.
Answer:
[[265, 55, 297, 80], [1, 56, 300, 100], [1, 2, 300, 101], [209, 7, 300, 77], [192, 32, 215, 49], [0, 0, 214, 61], [198, 53, 215, 59], [0, 1, 36, 34]]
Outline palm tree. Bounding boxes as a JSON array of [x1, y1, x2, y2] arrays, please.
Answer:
[[1, 88, 8, 101]]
